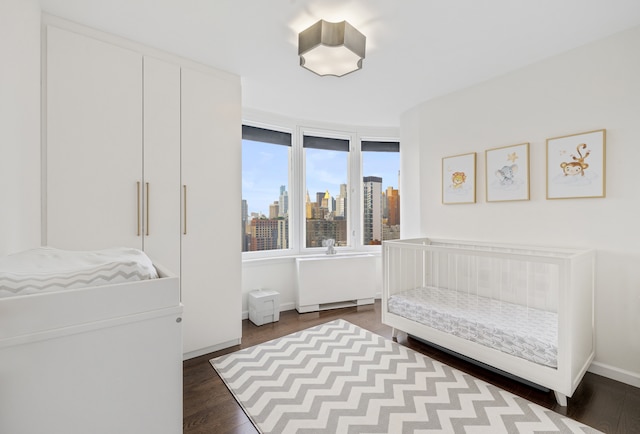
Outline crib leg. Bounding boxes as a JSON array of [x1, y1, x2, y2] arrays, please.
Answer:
[[391, 328, 398, 341], [554, 391, 567, 407]]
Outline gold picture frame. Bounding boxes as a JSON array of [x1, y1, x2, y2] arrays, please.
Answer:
[[485, 143, 530, 202], [442, 152, 476, 204], [546, 129, 606, 199]]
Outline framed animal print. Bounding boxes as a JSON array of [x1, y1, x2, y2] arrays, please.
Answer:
[[442, 152, 476, 204], [485, 143, 530, 202], [546, 129, 606, 199]]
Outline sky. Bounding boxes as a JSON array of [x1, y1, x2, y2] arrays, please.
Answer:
[[242, 140, 400, 216]]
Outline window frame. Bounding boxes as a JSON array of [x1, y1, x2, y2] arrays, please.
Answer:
[[241, 111, 399, 260], [359, 137, 401, 249], [241, 120, 294, 259], [299, 126, 355, 253]]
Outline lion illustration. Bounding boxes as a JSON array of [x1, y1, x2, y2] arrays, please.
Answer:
[[451, 172, 466, 189]]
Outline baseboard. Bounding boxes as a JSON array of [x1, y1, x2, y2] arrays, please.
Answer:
[[242, 301, 296, 320], [588, 361, 640, 388], [183, 338, 241, 360]]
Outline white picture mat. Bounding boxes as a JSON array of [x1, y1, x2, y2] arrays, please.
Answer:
[[547, 130, 605, 199], [442, 153, 476, 204], [485, 143, 530, 202]]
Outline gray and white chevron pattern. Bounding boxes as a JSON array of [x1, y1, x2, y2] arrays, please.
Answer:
[[0, 247, 158, 298], [211, 319, 601, 434]]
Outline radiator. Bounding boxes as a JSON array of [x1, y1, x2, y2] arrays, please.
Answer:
[[295, 254, 376, 313]]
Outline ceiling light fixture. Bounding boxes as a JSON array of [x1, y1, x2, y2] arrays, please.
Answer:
[[298, 19, 366, 77]]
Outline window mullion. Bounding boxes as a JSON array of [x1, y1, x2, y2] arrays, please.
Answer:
[[292, 127, 304, 254], [350, 135, 362, 250]]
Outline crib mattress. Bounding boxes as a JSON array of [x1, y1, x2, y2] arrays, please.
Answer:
[[0, 247, 158, 298], [388, 287, 558, 368]]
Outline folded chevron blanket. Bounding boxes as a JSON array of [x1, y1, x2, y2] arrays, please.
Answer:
[[0, 247, 158, 298]]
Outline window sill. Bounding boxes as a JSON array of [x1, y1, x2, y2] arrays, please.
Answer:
[[242, 249, 381, 265]]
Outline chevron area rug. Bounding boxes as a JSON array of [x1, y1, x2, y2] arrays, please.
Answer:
[[210, 319, 601, 434]]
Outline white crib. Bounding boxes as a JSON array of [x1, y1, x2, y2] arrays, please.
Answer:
[[382, 238, 595, 406]]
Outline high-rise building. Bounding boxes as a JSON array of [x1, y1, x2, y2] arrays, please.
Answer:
[[363, 176, 383, 245], [305, 190, 313, 219], [321, 190, 331, 212], [306, 219, 347, 248], [249, 219, 279, 251], [335, 183, 347, 217], [383, 223, 400, 241], [309, 191, 325, 219], [386, 186, 400, 227], [279, 185, 288, 217], [242, 199, 248, 222], [241, 199, 249, 251], [277, 218, 289, 249], [269, 201, 279, 219], [382, 190, 387, 219]]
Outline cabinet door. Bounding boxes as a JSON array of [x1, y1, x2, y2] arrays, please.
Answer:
[[142, 57, 181, 274], [46, 26, 143, 250], [181, 67, 241, 356]]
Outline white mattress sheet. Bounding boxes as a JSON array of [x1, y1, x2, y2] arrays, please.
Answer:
[[388, 287, 558, 368], [0, 247, 158, 298]]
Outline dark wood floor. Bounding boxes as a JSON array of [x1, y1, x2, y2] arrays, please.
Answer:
[[183, 301, 640, 433]]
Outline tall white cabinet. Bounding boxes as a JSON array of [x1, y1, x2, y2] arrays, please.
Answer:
[[43, 17, 241, 359], [181, 68, 242, 356], [142, 56, 182, 275], [45, 25, 144, 251]]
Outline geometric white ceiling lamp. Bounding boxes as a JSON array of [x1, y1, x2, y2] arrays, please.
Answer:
[[298, 20, 366, 77]]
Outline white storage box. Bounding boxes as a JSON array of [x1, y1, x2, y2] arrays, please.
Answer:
[[248, 289, 280, 326]]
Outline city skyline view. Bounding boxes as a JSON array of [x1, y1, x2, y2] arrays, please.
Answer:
[[242, 139, 400, 217]]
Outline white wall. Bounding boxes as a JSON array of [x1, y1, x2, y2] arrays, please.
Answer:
[[399, 108, 423, 238], [0, 0, 42, 256], [242, 254, 382, 318], [243, 258, 298, 315], [401, 25, 640, 386]]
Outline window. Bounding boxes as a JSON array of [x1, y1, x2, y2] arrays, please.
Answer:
[[361, 141, 400, 244], [241, 119, 399, 257], [303, 134, 350, 248], [241, 125, 291, 252]]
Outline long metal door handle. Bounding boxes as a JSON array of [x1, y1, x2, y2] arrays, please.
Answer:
[[183, 185, 187, 235], [145, 182, 150, 236], [137, 181, 141, 236]]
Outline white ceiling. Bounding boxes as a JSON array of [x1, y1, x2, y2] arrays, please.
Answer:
[[39, 0, 640, 128]]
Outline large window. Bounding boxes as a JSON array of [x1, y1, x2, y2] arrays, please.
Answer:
[[303, 134, 350, 248], [362, 141, 400, 244], [241, 125, 291, 252], [241, 121, 399, 256]]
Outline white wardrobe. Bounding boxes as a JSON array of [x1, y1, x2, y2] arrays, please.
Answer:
[[43, 16, 242, 358]]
